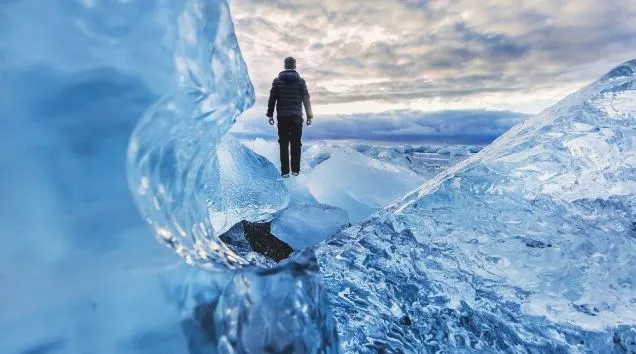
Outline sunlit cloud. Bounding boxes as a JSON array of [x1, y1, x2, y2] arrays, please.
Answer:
[[231, 0, 636, 115]]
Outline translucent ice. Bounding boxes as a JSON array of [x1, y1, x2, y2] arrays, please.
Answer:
[[127, 0, 288, 270], [0, 1, 216, 352], [212, 253, 340, 353], [272, 203, 349, 250], [316, 60, 636, 352], [5, 0, 635, 351], [306, 148, 425, 222], [216, 135, 289, 233]]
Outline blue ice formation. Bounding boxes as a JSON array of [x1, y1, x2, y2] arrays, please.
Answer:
[[2, 0, 636, 351], [0, 1, 219, 352], [213, 252, 340, 353], [315, 60, 636, 352], [0, 0, 320, 352], [126, 0, 288, 270], [124, 0, 340, 352]]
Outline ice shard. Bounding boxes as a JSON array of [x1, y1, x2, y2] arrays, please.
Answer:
[[316, 60, 636, 353]]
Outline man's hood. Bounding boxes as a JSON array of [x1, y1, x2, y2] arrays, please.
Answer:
[[278, 70, 300, 82]]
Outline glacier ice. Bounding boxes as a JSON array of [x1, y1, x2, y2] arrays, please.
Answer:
[[244, 140, 446, 242], [0, 0, 204, 352], [212, 252, 340, 353], [216, 135, 289, 234], [0, 0, 298, 352], [242, 139, 479, 250], [351, 143, 478, 178], [315, 60, 636, 352]]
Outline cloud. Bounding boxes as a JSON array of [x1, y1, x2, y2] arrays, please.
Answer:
[[230, 0, 636, 114], [231, 105, 528, 144]]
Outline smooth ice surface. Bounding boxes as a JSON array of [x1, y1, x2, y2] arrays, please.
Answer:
[[316, 60, 636, 352], [272, 204, 349, 250], [271, 175, 349, 250], [126, 0, 289, 270], [306, 148, 425, 222]]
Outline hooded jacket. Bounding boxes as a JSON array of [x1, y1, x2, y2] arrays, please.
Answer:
[[266, 70, 313, 120]]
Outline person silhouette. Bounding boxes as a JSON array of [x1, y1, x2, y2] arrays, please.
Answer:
[[266, 56, 313, 177]]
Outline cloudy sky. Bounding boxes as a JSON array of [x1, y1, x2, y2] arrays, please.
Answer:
[[229, 0, 636, 142]]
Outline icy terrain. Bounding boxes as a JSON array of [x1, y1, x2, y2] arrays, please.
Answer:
[[3, 0, 635, 352], [246, 140, 474, 224], [315, 60, 636, 352], [243, 140, 477, 249], [125, 0, 292, 270]]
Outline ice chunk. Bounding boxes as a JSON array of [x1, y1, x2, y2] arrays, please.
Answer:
[[306, 149, 425, 222], [1, 0, 328, 352], [0, 0, 235, 352], [213, 252, 340, 353], [316, 60, 636, 352], [242, 138, 281, 167], [601, 59, 636, 80], [215, 135, 289, 231], [272, 172, 349, 250], [127, 0, 288, 270], [272, 203, 349, 250]]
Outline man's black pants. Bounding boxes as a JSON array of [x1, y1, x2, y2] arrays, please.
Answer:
[[277, 116, 303, 175]]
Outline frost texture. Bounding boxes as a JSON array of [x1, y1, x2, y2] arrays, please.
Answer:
[[127, 0, 288, 270], [316, 60, 636, 352], [216, 135, 289, 232]]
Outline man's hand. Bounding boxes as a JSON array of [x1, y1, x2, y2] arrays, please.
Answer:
[[306, 118, 313, 126], [268, 116, 275, 126]]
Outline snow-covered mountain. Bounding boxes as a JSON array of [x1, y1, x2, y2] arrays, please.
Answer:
[[315, 59, 636, 352]]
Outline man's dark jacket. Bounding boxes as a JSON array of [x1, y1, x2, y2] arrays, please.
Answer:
[[267, 70, 313, 120]]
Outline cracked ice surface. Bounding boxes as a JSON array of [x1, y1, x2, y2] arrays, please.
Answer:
[[315, 60, 636, 353]]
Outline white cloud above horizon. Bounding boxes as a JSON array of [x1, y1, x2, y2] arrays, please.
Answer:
[[230, 0, 636, 117]]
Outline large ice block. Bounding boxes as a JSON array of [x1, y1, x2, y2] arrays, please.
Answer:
[[316, 60, 636, 353]]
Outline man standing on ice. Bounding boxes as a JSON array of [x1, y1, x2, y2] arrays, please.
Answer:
[[266, 56, 313, 178]]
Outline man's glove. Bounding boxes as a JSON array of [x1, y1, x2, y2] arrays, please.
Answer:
[[268, 116, 275, 126], [306, 118, 313, 126]]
